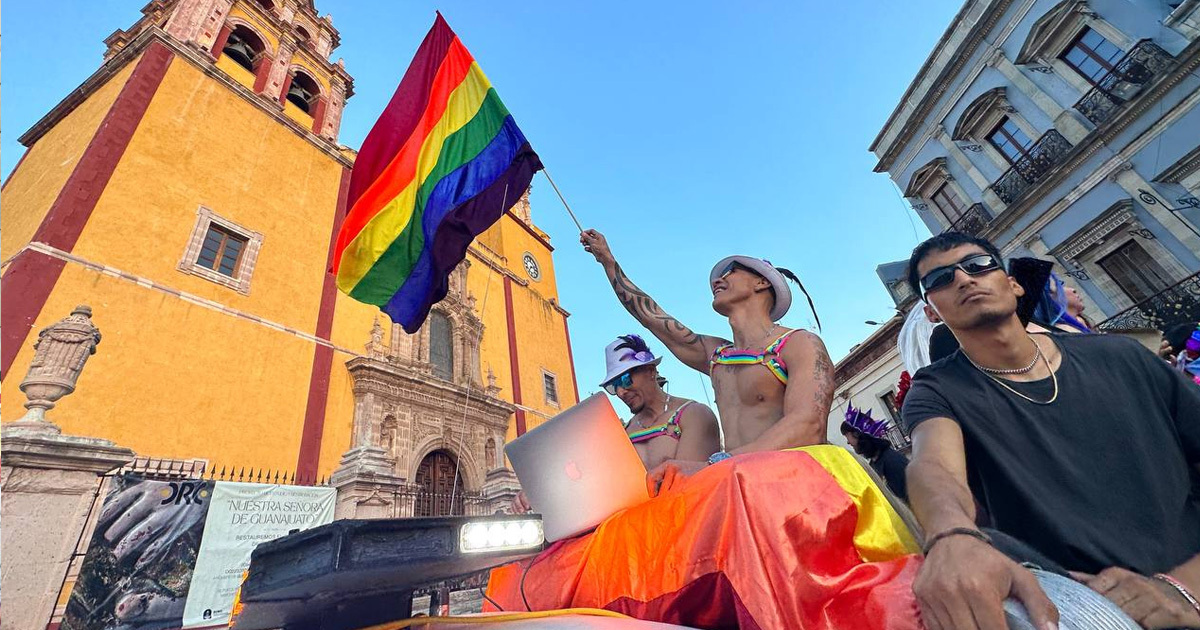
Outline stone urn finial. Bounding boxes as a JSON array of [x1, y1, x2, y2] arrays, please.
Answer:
[[485, 366, 502, 397], [15, 305, 102, 433]]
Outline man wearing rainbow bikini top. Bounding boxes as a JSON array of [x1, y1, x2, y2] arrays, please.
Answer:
[[513, 334, 719, 513], [580, 228, 835, 493], [597, 334, 721, 469]]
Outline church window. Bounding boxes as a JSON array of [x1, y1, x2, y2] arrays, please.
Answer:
[[286, 72, 321, 114], [179, 206, 263, 295], [429, 312, 454, 381], [542, 370, 559, 405], [222, 26, 266, 73], [197, 224, 247, 277]]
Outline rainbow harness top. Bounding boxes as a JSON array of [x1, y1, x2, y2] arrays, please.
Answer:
[[628, 401, 695, 444], [710, 330, 798, 386]]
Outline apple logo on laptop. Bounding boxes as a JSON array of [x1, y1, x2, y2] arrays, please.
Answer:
[[564, 460, 582, 481]]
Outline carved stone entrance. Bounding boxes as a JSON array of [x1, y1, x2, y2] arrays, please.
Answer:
[[413, 450, 464, 517]]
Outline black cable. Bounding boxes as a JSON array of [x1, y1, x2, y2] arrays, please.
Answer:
[[519, 557, 535, 611], [480, 587, 504, 612]]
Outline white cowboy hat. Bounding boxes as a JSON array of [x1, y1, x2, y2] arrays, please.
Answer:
[[709, 255, 793, 322], [600, 334, 663, 386]]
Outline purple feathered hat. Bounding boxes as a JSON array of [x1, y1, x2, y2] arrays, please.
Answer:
[[1186, 325, 1200, 355], [600, 334, 663, 386], [843, 406, 889, 438]]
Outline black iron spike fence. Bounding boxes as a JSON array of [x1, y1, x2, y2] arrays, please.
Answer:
[[1096, 271, 1200, 333], [117, 458, 501, 516], [116, 457, 334, 487]]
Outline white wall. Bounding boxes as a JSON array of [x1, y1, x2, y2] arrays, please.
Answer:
[[826, 349, 906, 448]]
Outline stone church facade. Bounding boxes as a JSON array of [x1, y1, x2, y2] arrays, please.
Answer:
[[332, 261, 522, 518]]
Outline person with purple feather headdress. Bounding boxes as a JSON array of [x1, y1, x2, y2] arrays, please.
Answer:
[[840, 406, 909, 502], [597, 334, 721, 469], [512, 334, 719, 514]]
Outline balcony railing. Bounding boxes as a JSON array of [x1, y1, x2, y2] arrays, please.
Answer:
[[1096, 271, 1200, 332], [1074, 40, 1174, 127], [946, 203, 993, 237], [990, 130, 1073, 204]]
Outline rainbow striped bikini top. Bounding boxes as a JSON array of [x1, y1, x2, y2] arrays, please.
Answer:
[[628, 401, 694, 444], [709, 330, 797, 385]]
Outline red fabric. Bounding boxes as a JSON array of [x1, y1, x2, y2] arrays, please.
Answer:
[[487, 451, 923, 630]]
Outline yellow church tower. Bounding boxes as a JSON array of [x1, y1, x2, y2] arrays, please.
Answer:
[[1, 0, 578, 511]]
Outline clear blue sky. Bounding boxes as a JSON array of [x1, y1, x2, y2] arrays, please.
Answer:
[[2, 1, 955, 409]]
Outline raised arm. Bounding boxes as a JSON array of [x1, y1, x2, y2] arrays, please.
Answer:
[[907, 417, 1057, 630], [581, 229, 724, 373], [729, 330, 832, 452]]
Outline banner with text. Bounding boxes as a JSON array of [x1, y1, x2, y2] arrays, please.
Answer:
[[62, 476, 335, 630], [181, 482, 335, 627]]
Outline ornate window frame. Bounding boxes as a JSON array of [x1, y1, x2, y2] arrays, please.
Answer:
[[952, 87, 1014, 142], [904, 157, 974, 229], [1155, 145, 1200, 194], [1051, 199, 1189, 310], [178, 205, 263, 295], [1015, 0, 1134, 93], [949, 87, 1043, 172]]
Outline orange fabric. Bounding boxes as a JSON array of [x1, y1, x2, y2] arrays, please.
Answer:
[[486, 451, 924, 630]]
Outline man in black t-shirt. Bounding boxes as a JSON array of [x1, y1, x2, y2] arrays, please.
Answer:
[[900, 232, 1200, 630]]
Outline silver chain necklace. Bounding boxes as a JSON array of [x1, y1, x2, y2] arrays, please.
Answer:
[[963, 337, 1060, 405], [635, 394, 671, 429], [970, 337, 1042, 375]]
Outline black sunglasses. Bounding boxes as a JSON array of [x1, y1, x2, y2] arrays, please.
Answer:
[[716, 261, 757, 280], [919, 254, 1002, 297]]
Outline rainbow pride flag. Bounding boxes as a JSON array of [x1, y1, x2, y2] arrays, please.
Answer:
[[333, 13, 542, 332]]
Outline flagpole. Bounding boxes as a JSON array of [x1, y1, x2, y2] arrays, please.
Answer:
[[541, 169, 585, 233]]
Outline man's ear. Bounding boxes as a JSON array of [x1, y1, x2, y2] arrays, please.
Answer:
[[1008, 275, 1026, 297], [924, 302, 943, 323], [754, 276, 772, 293]]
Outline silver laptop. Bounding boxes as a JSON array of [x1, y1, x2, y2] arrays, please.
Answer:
[[505, 393, 649, 541]]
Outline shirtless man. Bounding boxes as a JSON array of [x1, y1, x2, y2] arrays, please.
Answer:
[[580, 229, 834, 495], [599, 334, 720, 469]]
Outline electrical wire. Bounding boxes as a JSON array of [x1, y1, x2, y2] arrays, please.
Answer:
[[479, 587, 504, 612]]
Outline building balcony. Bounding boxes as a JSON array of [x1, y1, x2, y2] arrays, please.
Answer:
[[989, 129, 1073, 204], [1096, 271, 1200, 332], [1074, 40, 1174, 127], [946, 203, 992, 237]]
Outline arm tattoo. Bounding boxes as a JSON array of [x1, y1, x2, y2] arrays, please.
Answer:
[[610, 263, 702, 347], [811, 343, 834, 409]]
